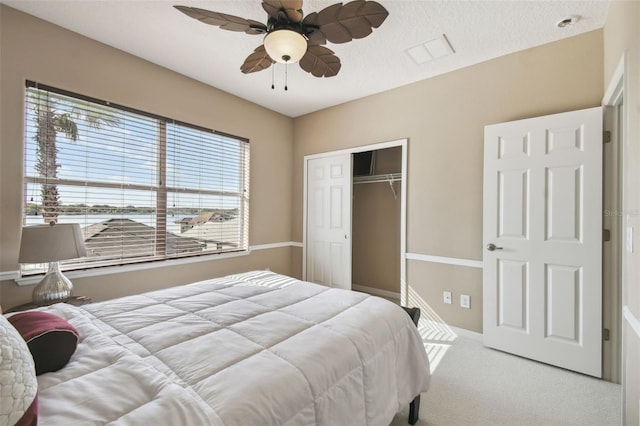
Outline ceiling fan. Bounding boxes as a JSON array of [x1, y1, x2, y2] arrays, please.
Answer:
[[174, 0, 389, 79]]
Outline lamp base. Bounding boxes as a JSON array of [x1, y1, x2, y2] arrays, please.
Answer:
[[32, 261, 74, 306]]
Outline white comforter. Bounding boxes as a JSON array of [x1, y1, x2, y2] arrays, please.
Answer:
[[37, 271, 430, 425]]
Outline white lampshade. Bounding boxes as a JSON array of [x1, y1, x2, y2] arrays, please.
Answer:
[[264, 29, 307, 63], [19, 223, 87, 263], [19, 223, 87, 305]]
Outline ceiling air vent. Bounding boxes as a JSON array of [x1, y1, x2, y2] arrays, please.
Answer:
[[405, 34, 455, 65]]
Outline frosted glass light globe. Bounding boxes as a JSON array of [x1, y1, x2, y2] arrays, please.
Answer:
[[264, 29, 307, 63]]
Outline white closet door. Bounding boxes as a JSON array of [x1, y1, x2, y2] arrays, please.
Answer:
[[305, 154, 352, 289]]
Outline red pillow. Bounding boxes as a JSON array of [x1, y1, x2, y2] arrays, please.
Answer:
[[9, 311, 79, 375]]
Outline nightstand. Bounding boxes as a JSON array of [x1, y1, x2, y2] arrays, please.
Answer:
[[5, 296, 92, 313]]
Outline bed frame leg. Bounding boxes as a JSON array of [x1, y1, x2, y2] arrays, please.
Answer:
[[408, 394, 420, 425], [401, 306, 422, 425]]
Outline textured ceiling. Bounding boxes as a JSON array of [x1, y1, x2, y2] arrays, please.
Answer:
[[1, 0, 610, 118]]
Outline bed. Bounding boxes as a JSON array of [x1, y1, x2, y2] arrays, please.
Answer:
[[3, 270, 430, 425]]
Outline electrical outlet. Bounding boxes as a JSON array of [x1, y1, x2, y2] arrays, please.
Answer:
[[443, 291, 452, 304], [460, 294, 470, 309]]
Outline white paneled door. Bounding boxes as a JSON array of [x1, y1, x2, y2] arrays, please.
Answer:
[[483, 107, 603, 377], [305, 154, 352, 290]]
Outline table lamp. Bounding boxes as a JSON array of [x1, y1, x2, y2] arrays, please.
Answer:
[[18, 223, 87, 305]]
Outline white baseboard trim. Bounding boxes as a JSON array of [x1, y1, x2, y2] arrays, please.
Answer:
[[623, 305, 640, 338], [450, 325, 483, 341], [406, 252, 483, 269], [420, 318, 483, 341], [352, 284, 401, 301]]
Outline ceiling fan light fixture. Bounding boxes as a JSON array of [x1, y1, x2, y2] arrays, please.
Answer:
[[175, 0, 389, 78], [264, 29, 307, 63]]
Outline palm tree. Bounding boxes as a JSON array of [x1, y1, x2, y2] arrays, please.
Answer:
[[31, 91, 119, 224]]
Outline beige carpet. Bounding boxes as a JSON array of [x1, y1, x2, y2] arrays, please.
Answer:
[[390, 324, 621, 426]]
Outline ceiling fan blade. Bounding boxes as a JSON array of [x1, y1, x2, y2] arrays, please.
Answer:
[[302, 12, 326, 45], [174, 6, 267, 35], [262, 0, 304, 23], [313, 0, 389, 44], [299, 45, 341, 77], [240, 45, 275, 74]]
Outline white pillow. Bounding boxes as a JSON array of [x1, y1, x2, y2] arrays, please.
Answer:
[[0, 314, 37, 426]]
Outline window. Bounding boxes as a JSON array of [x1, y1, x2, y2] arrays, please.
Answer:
[[23, 81, 249, 274]]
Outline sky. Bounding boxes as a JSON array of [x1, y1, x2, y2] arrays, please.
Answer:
[[24, 88, 247, 212]]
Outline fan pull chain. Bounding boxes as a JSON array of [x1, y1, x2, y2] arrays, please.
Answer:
[[284, 62, 289, 91], [269, 63, 291, 91]]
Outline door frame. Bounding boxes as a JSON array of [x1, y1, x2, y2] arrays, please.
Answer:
[[303, 138, 408, 302], [602, 53, 627, 385]]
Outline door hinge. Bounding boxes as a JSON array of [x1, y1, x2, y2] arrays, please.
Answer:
[[603, 328, 610, 341], [603, 130, 611, 143], [603, 229, 611, 242]]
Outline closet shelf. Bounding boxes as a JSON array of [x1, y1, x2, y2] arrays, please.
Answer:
[[353, 173, 402, 185]]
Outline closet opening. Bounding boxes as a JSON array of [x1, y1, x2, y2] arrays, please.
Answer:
[[351, 146, 403, 303]]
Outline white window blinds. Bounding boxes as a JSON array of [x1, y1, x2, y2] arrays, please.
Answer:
[[23, 81, 249, 273]]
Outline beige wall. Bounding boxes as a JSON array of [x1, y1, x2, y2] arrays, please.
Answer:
[[293, 30, 603, 334], [0, 6, 295, 307], [603, 1, 640, 423]]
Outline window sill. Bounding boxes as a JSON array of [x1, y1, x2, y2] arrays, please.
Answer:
[[9, 241, 302, 287], [13, 249, 252, 286]]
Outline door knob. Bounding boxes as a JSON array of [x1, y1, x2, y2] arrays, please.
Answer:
[[486, 243, 503, 251]]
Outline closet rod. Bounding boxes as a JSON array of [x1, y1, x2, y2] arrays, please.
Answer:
[[353, 173, 402, 185]]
